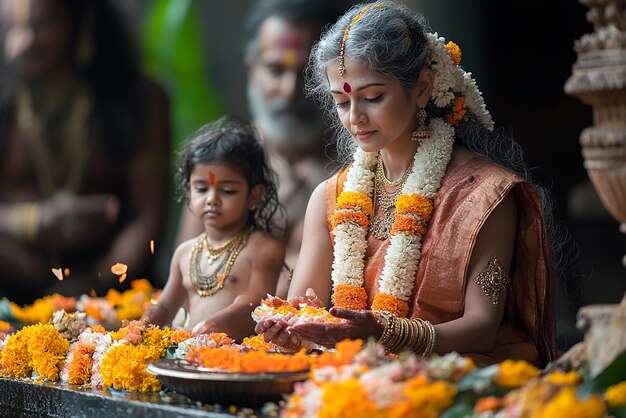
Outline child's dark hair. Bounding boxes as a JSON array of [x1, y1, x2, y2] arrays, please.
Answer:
[[177, 117, 285, 235]]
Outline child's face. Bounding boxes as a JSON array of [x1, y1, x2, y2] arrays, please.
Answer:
[[188, 163, 258, 235]]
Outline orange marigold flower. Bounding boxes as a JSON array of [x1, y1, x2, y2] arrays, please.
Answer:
[[318, 377, 378, 418], [68, 343, 95, 385], [474, 396, 503, 413], [332, 285, 368, 310], [329, 210, 369, 230], [335, 191, 373, 216], [314, 339, 363, 369], [452, 96, 466, 111], [1, 325, 37, 377], [170, 329, 194, 344], [0, 321, 12, 332], [188, 346, 311, 373], [391, 214, 427, 236], [494, 359, 539, 388], [372, 292, 409, 317], [445, 41, 462, 65], [395, 194, 433, 221]]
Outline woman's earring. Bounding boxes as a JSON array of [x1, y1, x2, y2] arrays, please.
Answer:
[[411, 107, 431, 142]]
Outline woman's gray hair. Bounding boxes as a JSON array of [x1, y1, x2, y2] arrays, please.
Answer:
[[306, 1, 431, 165], [305, 0, 567, 275]]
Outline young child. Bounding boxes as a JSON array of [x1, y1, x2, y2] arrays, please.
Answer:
[[145, 118, 285, 341]]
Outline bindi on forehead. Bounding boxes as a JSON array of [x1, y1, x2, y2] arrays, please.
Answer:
[[207, 171, 216, 185], [343, 82, 352, 94]]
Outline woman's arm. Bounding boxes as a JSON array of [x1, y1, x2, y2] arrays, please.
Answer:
[[287, 181, 334, 304], [432, 189, 516, 354]]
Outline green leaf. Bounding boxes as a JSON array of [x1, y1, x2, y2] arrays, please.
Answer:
[[440, 403, 474, 418], [165, 345, 178, 359], [577, 350, 626, 398], [457, 364, 498, 393], [610, 406, 626, 418], [0, 299, 16, 322]]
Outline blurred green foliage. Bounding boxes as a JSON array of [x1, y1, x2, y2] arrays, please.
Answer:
[[142, 0, 223, 152]]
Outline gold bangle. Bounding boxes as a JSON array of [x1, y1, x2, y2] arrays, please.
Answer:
[[11, 202, 42, 244]]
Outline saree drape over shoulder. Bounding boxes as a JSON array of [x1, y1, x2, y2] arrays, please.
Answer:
[[325, 156, 557, 367]]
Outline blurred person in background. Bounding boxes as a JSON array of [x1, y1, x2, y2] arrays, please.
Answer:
[[176, 0, 349, 297], [0, 0, 171, 304]]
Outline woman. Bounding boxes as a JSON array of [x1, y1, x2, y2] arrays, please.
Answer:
[[256, 1, 556, 367]]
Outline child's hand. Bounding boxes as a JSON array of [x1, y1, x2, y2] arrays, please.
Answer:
[[288, 288, 324, 308], [191, 319, 211, 335]]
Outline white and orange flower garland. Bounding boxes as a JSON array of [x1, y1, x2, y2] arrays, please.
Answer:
[[329, 34, 493, 317], [330, 119, 454, 317]]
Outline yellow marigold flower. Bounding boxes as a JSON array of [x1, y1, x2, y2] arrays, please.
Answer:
[[445, 41, 462, 65], [372, 292, 409, 317], [404, 375, 457, 413], [495, 359, 539, 388], [142, 327, 172, 351], [336, 191, 373, 216], [100, 343, 164, 392], [318, 378, 378, 418], [28, 323, 69, 381], [605, 381, 626, 408], [332, 285, 368, 311], [395, 194, 433, 221], [542, 370, 581, 387], [242, 334, 276, 351], [116, 303, 144, 322], [1, 324, 37, 377], [531, 388, 606, 418], [130, 278, 153, 292]]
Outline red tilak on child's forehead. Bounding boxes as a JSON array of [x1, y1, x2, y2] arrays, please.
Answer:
[[208, 171, 216, 185], [343, 82, 352, 94]]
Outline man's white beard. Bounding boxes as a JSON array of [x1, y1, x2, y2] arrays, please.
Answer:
[[247, 82, 325, 151]]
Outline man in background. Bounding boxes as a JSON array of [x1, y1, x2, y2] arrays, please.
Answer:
[[177, 0, 348, 297]]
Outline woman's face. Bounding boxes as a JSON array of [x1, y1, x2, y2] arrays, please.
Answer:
[[2, 0, 71, 79], [327, 58, 419, 153]]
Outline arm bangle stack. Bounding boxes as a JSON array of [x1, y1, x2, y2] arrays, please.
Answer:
[[373, 311, 436, 357]]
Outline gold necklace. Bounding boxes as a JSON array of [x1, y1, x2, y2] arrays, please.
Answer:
[[189, 225, 253, 297], [203, 232, 244, 264], [16, 84, 93, 197], [370, 155, 414, 240]]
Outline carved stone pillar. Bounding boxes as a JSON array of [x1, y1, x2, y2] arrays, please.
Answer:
[[564, 0, 626, 266], [565, 0, 626, 377]]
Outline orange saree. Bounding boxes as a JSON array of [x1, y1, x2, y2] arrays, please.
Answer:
[[325, 156, 557, 367]]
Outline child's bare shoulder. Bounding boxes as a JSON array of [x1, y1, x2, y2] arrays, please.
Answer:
[[246, 230, 285, 264], [173, 235, 201, 258]]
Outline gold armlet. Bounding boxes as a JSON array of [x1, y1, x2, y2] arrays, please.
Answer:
[[474, 253, 511, 308], [11, 202, 42, 245]]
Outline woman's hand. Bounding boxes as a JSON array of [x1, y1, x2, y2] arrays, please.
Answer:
[[255, 318, 302, 351], [287, 307, 384, 348]]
